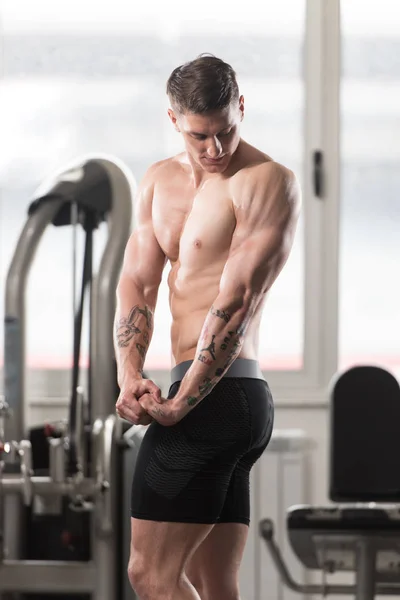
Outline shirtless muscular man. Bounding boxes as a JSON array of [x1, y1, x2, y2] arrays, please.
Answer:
[[115, 54, 301, 600]]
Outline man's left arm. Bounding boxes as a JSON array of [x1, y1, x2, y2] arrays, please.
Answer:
[[141, 162, 301, 423], [173, 161, 301, 409]]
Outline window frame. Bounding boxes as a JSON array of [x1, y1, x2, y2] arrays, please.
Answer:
[[260, 0, 341, 403]]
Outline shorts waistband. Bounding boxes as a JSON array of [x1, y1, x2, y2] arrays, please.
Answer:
[[171, 358, 265, 386]]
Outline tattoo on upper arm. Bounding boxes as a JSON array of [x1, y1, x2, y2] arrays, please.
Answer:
[[210, 305, 231, 323]]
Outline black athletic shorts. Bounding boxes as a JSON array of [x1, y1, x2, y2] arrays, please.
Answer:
[[130, 361, 274, 525]]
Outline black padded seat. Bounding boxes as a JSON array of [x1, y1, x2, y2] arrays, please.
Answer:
[[260, 366, 400, 599]]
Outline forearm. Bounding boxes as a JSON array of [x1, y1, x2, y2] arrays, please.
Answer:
[[173, 295, 254, 409], [114, 275, 155, 385]]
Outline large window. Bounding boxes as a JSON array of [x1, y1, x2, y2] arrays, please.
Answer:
[[339, 1, 400, 379], [0, 0, 306, 374], [10, 1, 394, 399]]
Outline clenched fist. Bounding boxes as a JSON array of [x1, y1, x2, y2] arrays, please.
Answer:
[[116, 376, 161, 426]]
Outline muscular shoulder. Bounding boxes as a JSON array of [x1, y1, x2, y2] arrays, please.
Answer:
[[230, 160, 301, 227], [142, 155, 185, 183], [136, 157, 181, 205], [139, 157, 172, 189], [135, 156, 188, 225]]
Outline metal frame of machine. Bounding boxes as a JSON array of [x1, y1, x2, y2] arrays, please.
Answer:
[[0, 155, 135, 598], [260, 366, 400, 600]]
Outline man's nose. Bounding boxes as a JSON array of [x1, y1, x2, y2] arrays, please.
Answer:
[[206, 136, 223, 158]]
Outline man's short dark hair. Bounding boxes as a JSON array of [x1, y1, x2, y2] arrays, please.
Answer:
[[166, 54, 240, 114]]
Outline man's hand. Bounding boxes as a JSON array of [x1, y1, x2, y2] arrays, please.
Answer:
[[115, 377, 161, 425], [138, 393, 189, 427]]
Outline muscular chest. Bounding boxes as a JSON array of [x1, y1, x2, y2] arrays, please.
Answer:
[[153, 185, 236, 265]]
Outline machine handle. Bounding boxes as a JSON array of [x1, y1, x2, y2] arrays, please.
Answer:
[[313, 150, 324, 198], [259, 519, 309, 593], [18, 440, 33, 506], [99, 415, 116, 535], [258, 518, 367, 596], [0, 398, 11, 444], [91, 415, 116, 536]]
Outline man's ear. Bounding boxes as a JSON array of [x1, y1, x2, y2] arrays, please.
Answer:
[[167, 108, 181, 132], [239, 95, 245, 121]]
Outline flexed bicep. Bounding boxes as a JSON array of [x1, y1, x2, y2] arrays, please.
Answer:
[[220, 161, 301, 306]]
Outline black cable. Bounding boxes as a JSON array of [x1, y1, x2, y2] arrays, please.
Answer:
[[68, 211, 94, 474]]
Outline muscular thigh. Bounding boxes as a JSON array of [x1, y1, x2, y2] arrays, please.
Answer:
[[130, 517, 214, 574], [187, 523, 248, 588]]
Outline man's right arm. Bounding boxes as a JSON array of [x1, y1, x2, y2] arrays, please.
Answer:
[[114, 165, 167, 386]]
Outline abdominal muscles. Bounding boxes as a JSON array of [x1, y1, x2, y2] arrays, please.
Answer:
[[168, 257, 224, 362], [153, 178, 260, 365], [167, 255, 263, 365]]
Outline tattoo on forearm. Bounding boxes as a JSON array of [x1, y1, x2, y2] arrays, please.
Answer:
[[236, 314, 251, 338], [150, 405, 177, 425], [187, 396, 199, 407], [138, 331, 150, 359], [230, 339, 241, 359], [210, 305, 231, 323], [136, 343, 146, 359], [197, 308, 248, 379], [215, 339, 241, 377], [138, 306, 153, 329], [198, 354, 213, 365], [116, 304, 153, 348], [187, 378, 214, 408], [150, 406, 166, 418], [200, 335, 216, 360], [220, 331, 235, 350], [116, 306, 141, 347], [199, 377, 213, 396]]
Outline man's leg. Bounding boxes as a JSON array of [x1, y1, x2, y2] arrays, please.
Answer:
[[128, 376, 272, 599], [128, 517, 214, 600], [185, 377, 274, 600], [186, 522, 248, 600], [128, 379, 250, 598]]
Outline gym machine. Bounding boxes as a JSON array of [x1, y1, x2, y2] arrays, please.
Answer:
[[260, 365, 400, 600], [0, 156, 141, 599]]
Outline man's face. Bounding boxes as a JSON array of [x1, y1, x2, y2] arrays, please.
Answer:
[[168, 97, 244, 173]]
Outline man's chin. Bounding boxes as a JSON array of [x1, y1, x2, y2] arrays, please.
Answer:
[[200, 157, 230, 172]]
